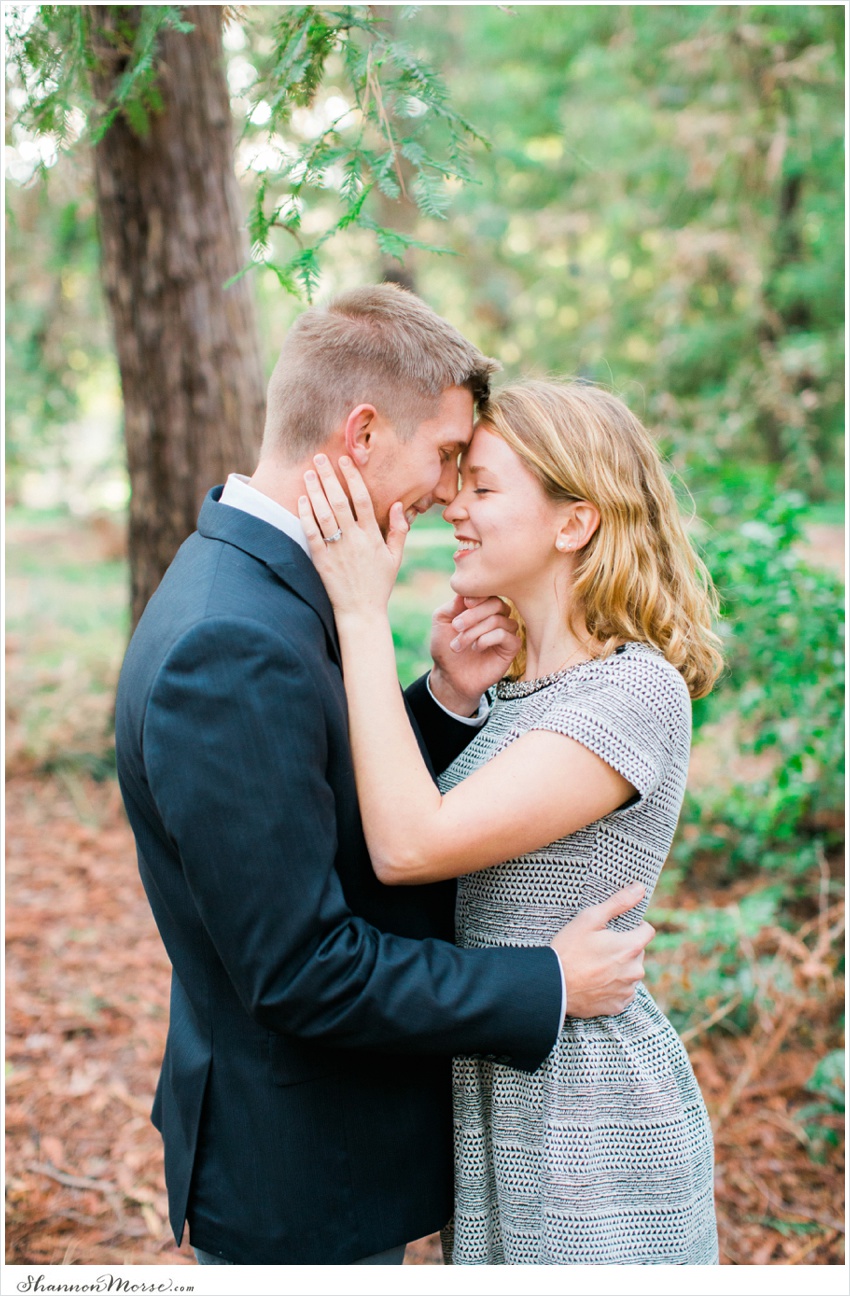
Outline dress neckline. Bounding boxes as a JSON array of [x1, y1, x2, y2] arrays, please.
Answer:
[[495, 643, 631, 700]]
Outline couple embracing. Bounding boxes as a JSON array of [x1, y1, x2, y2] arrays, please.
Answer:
[[116, 285, 722, 1266]]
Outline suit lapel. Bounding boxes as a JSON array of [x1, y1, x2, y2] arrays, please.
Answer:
[[197, 487, 341, 666]]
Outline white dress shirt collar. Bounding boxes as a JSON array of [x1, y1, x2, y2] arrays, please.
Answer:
[[219, 473, 312, 560]]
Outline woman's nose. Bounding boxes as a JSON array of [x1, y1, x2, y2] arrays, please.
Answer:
[[443, 489, 467, 524]]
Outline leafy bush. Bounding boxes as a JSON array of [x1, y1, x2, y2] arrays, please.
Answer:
[[646, 886, 790, 1036], [676, 486, 844, 879], [795, 1049, 845, 1163]]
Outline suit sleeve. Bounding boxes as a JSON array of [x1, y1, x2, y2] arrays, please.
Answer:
[[143, 617, 561, 1070], [404, 672, 484, 777]]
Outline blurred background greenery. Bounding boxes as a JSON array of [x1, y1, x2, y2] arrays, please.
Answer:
[[5, 3, 845, 1258]]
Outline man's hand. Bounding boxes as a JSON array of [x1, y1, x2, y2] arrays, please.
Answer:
[[430, 595, 521, 717], [551, 884, 654, 1018]]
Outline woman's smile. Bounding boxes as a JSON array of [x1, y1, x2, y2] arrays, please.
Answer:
[[443, 425, 566, 604], [453, 536, 482, 561]]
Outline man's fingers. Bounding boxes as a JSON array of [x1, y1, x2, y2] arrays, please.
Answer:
[[451, 613, 519, 651], [468, 627, 522, 654], [435, 594, 466, 624], [474, 616, 520, 640], [452, 596, 509, 633], [590, 882, 646, 927], [632, 920, 655, 952]]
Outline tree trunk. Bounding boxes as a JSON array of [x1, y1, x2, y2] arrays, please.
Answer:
[[372, 4, 419, 293], [89, 6, 265, 628]]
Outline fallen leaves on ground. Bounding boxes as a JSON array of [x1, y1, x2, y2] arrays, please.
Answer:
[[5, 772, 844, 1265], [5, 773, 192, 1265]]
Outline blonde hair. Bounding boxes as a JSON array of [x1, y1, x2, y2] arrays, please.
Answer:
[[262, 283, 499, 460], [479, 380, 724, 699]]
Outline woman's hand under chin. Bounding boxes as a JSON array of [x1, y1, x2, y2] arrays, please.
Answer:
[[298, 454, 408, 617]]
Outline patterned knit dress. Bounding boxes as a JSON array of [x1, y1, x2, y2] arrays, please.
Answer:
[[439, 642, 719, 1265]]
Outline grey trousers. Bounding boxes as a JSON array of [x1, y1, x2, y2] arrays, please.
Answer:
[[194, 1243, 406, 1265]]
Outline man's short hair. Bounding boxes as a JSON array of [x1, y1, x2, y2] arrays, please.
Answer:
[[261, 284, 499, 460]]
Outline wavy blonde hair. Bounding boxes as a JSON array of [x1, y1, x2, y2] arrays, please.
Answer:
[[478, 380, 723, 699]]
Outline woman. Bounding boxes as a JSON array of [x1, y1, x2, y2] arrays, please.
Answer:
[[298, 379, 723, 1265]]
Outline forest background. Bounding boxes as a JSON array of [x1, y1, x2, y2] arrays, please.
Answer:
[[5, 1, 846, 1272]]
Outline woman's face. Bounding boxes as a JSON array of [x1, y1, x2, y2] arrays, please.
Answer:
[[443, 424, 567, 604]]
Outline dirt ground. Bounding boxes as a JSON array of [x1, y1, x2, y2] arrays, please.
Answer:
[[5, 771, 844, 1267]]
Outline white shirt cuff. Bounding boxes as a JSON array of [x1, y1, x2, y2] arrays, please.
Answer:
[[553, 949, 567, 1030], [425, 672, 490, 727]]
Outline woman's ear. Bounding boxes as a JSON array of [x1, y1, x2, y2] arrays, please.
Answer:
[[556, 501, 600, 553], [343, 405, 377, 466]]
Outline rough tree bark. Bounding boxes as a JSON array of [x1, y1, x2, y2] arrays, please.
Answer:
[[88, 5, 265, 628], [372, 4, 419, 293]]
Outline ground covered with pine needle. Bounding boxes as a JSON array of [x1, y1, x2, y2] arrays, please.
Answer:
[[5, 770, 844, 1266]]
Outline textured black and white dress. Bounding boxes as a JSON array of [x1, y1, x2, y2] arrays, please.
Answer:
[[439, 642, 718, 1265]]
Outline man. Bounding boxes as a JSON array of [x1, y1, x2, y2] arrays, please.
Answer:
[[115, 284, 652, 1265]]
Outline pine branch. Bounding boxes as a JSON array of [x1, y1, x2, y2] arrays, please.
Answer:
[[8, 2, 487, 300]]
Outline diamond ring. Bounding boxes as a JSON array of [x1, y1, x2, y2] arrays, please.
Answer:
[[326, 528, 343, 544]]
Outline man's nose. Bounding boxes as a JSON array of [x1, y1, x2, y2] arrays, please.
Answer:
[[434, 460, 461, 509]]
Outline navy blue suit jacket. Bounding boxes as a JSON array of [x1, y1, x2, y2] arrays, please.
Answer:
[[115, 488, 561, 1263]]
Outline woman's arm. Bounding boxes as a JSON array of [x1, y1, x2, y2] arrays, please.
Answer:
[[299, 458, 634, 886], [339, 611, 631, 884]]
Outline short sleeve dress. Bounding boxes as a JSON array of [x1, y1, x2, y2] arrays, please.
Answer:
[[438, 642, 719, 1265]]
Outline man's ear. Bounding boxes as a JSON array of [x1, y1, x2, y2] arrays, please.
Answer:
[[343, 405, 378, 466]]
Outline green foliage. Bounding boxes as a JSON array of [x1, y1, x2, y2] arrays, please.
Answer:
[[5, 510, 129, 772], [646, 886, 788, 1036], [395, 543, 453, 587], [235, 5, 483, 296], [268, 5, 341, 108], [795, 1049, 845, 1163], [6, 5, 194, 149], [6, 4, 485, 300], [805, 1048, 845, 1112], [390, 604, 435, 689], [5, 4, 91, 146], [7, 5, 844, 485], [6, 5, 198, 473], [4, 170, 117, 485], [413, 3, 844, 497], [675, 485, 844, 878], [93, 7, 195, 142]]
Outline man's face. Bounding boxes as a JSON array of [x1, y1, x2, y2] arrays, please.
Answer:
[[365, 386, 474, 532]]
